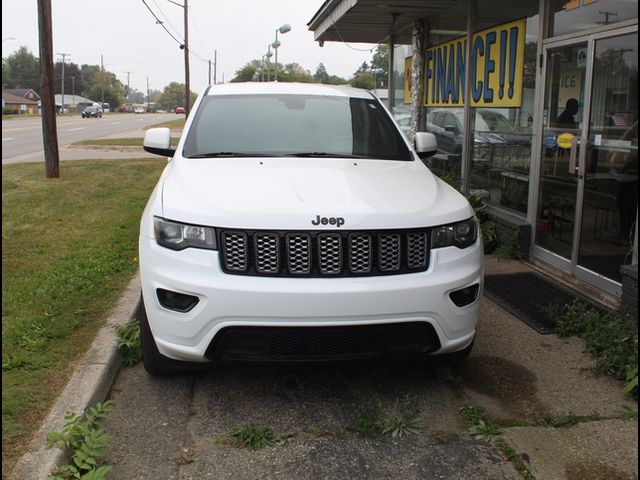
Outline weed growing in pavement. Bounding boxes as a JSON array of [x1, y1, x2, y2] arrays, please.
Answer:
[[459, 404, 536, 479], [47, 401, 115, 480], [544, 412, 581, 428], [381, 414, 424, 437], [618, 406, 638, 421], [347, 416, 383, 438], [115, 317, 142, 366], [459, 404, 488, 425], [215, 425, 294, 450], [494, 439, 537, 480], [468, 418, 503, 444], [545, 299, 638, 399]]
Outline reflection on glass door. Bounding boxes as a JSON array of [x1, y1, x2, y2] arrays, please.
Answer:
[[536, 32, 638, 291], [536, 43, 587, 260], [578, 33, 638, 283]]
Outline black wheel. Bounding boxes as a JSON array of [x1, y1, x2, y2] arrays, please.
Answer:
[[137, 294, 182, 376]]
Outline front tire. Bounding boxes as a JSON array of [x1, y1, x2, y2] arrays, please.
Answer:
[[137, 295, 181, 376]]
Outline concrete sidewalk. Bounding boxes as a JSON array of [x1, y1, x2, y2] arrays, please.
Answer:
[[9, 258, 638, 480]]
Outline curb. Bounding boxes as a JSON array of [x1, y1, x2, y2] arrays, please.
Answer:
[[10, 274, 141, 480]]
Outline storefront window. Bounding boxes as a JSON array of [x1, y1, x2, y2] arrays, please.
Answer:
[[548, 0, 637, 38], [422, 0, 468, 185], [392, 44, 412, 118], [467, 1, 539, 215]]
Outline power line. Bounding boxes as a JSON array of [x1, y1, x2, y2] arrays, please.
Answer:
[[140, 0, 208, 64], [151, 0, 182, 39], [140, 0, 183, 46]]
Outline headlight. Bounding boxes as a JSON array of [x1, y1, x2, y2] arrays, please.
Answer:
[[154, 217, 217, 250], [431, 218, 478, 249]]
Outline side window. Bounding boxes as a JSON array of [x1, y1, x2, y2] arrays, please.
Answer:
[[444, 113, 458, 133]]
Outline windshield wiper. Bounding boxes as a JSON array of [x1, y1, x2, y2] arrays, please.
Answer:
[[284, 152, 372, 158]]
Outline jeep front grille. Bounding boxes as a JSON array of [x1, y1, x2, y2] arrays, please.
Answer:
[[219, 228, 430, 277]]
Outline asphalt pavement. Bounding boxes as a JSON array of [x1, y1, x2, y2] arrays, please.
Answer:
[[2, 112, 177, 164], [10, 258, 638, 480]]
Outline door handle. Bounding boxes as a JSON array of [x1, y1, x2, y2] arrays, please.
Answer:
[[569, 136, 578, 174]]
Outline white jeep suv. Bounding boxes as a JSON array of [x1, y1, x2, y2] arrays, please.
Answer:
[[139, 82, 483, 374]]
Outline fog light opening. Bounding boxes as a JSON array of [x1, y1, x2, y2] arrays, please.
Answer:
[[449, 284, 480, 307], [156, 288, 199, 313]]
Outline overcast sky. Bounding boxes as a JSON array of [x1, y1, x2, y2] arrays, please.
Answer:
[[2, 0, 377, 95]]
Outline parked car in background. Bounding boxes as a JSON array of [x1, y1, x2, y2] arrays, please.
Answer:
[[175, 107, 185, 114], [81, 106, 102, 118], [426, 108, 530, 160], [138, 82, 483, 375], [134, 107, 146, 114]]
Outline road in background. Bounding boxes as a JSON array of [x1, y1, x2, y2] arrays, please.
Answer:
[[2, 113, 179, 164]]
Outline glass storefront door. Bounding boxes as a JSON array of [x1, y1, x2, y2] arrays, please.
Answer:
[[535, 30, 638, 294]]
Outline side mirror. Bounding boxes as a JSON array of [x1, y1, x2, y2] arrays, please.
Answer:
[[143, 127, 175, 157], [415, 132, 438, 158], [444, 125, 458, 133]]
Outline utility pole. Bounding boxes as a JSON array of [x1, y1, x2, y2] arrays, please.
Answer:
[[208, 59, 211, 85], [37, 0, 60, 178], [125, 71, 133, 102], [214, 49, 217, 85], [100, 54, 104, 108], [71, 75, 75, 104], [146, 77, 150, 108], [183, 0, 190, 116], [167, 0, 190, 112], [56, 52, 70, 112]]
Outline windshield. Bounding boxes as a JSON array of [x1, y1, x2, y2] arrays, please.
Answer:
[[183, 94, 412, 160]]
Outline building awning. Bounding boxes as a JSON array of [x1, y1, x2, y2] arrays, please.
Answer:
[[307, 0, 468, 45], [308, 0, 538, 45]]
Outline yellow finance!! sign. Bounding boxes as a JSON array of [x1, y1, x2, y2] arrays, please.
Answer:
[[423, 19, 525, 108]]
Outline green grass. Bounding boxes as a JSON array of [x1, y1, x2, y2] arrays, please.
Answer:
[[2, 158, 165, 478], [72, 137, 180, 147], [146, 118, 186, 130]]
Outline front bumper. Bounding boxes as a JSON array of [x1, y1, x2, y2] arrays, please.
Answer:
[[139, 235, 483, 363]]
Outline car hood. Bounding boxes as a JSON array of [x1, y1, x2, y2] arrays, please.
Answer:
[[160, 157, 473, 230], [475, 131, 531, 146]]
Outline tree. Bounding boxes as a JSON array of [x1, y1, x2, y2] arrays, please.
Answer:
[[314, 63, 330, 84], [350, 72, 375, 90], [2, 46, 41, 92], [231, 60, 262, 82], [371, 44, 389, 87], [54, 61, 85, 97], [156, 82, 197, 111], [279, 63, 314, 83], [327, 75, 348, 85]]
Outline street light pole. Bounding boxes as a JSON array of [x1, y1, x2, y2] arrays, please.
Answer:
[[272, 24, 291, 82], [266, 45, 272, 82]]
